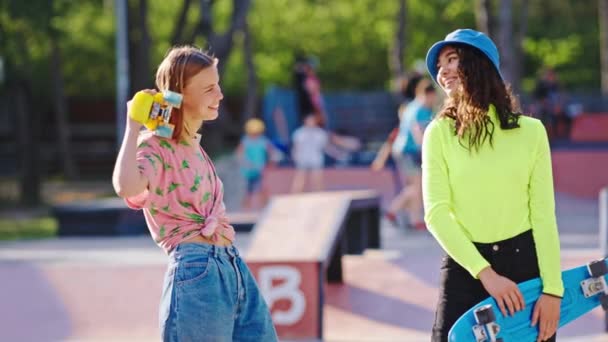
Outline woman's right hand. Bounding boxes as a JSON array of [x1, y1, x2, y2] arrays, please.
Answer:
[[126, 89, 158, 131], [478, 266, 525, 317]]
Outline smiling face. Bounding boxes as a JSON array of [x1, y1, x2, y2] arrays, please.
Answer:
[[155, 47, 221, 140], [436, 45, 461, 98], [181, 65, 223, 122]]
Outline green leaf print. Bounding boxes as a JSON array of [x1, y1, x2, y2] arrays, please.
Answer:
[[159, 225, 166, 238], [190, 174, 202, 192], [151, 152, 163, 164], [168, 182, 181, 193], [162, 205, 170, 212], [150, 204, 159, 216], [179, 140, 190, 147], [163, 162, 173, 171], [138, 141, 151, 148], [169, 226, 181, 237], [201, 191, 211, 204], [196, 152, 204, 162], [178, 200, 193, 209], [144, 155, 157, 171], [182, 230, 197, 238], [185, 213, 205, 224], [181, 160, 190, 170], [155, 187, 164, 196], [159, 140, 175, 153]]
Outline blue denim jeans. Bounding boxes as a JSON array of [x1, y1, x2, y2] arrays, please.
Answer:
[[160, 243, 278, 341]]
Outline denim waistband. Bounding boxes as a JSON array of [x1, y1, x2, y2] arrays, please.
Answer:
[[171, 242, 239, 260], [473, 229, 534, 254]]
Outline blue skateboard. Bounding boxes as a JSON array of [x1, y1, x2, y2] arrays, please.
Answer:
[[448, 258, 608, 341]]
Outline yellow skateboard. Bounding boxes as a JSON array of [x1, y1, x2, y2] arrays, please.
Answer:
[[129, 90, 183, 138]]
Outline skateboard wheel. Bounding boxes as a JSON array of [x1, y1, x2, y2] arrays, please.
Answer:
[[474, 304, 496, 324], [163, 90, 183, 108], [588, 260, 608, 277], [600, 294, 608, 310]]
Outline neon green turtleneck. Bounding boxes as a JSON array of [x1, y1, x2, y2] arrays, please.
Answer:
[[422, 106, 564, 297]]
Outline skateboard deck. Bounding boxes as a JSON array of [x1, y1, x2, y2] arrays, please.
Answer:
[[448, 258, 608, 341]]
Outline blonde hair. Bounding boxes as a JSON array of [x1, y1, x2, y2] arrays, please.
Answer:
[[245, 118, 265, 135], [155, 46, 218, 140]]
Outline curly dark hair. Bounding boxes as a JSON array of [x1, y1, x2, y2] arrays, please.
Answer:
[[437, 44, 521, 151]]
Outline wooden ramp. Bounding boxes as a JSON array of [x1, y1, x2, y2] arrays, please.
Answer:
[[246, 190, 381, 340]]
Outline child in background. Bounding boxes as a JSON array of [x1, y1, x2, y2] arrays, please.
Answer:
[[236, 118, 273, 209], [291, 114, 329, 193]]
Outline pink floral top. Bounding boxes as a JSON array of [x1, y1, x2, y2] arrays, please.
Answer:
[[125, 133, 235, 253]]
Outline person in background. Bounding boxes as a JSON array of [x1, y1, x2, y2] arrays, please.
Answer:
[[385, 78, 437, 230], [371, 72, 423, 173], [236, 118, 274, 210], [423, 29, 562, 342], [291, 113, 329, 193], [533, 67, 570, 139], [293, 55, 327, 127]]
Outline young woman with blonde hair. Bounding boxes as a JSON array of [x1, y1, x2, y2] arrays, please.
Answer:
[[113, 46, 277, 341]]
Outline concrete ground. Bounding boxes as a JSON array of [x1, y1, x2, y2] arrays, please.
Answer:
[[0, 192, 607, 341]]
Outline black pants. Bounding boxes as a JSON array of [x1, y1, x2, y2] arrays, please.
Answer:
[[431, 230, 556, 342]]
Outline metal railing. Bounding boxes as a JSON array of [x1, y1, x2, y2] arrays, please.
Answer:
[[600, 186, 608, 332]]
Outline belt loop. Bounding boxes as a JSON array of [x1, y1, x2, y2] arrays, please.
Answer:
[[213, 245, 219, 258]]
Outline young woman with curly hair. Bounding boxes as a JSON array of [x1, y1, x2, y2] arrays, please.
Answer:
[[423, 29, 563, 342]]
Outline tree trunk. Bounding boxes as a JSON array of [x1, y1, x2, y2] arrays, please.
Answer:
[[48, 0, 78, 180], [128, 0, 151, 94], [15, 81, 41, 207], [170, 0, 195, 45], [476, 0, 494, 37], [192, 0, 251, 74], [242, 18, 257, 119], [191, 0, 252, 156], [49, 37, 78, 179], [13, 27, 41, 206], [600, 0, 608, 95], [497, 0, 514, 83], [389, 0, 407, 80], [512, 0, 529, 97], [188, 0, 214, 44]]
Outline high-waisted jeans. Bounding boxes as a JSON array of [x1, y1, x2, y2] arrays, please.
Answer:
[[160, 243, 278, 342]]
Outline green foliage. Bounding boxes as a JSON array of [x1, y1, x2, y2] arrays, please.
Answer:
[[247, 0, 399, 91], [2, 0, 115, 97], [1, 0, 604, 101], [54, 3, 115, 96], [523, 36, 582, 69], [0, 217, 58, 240], [524, 0, 600, 90]]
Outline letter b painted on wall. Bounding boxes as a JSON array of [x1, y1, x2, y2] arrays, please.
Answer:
[[247, 262, 321, 339], [259, 265, 306, 324]]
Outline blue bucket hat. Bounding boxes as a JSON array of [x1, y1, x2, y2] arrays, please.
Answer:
[[425, 29, 502, 83]]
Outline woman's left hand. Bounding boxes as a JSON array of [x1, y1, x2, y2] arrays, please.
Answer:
[[531, 294, 561, 342]]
